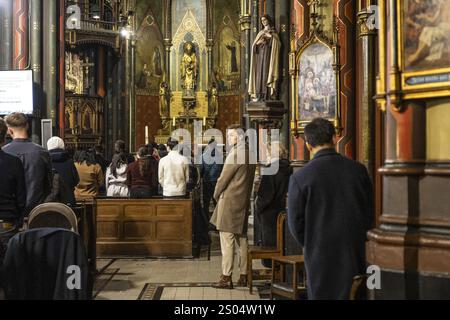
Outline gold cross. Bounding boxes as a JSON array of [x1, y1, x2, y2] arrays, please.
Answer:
[[307, 0, 320, 15]]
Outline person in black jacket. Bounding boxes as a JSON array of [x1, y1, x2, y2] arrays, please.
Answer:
[[200, 139, 224, 220], [0, 118, 26, 247], [47, 136, 80, 206], [255, 141, 292, 267], [287, 118, 373, 300], [2, 113, 52, 216]]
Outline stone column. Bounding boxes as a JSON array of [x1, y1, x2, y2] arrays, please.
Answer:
[[240, 0, 252, 128], [1, 0, 13, 70], [43, 0, 57, 129], [356, 0, 377, 180], [31, 0, 42, 143]]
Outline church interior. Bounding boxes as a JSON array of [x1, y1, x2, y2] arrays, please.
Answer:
[[0, 0, 450, 302]]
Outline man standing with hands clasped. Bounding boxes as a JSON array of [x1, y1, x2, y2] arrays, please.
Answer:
[[211, 124, 256, 289]]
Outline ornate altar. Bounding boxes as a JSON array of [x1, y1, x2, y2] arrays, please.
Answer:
[[64, 94, 104, 150]]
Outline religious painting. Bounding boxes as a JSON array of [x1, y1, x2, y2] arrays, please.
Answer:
[[400, 0, 450, 92], [403, 0, 450, 71], [135, 3, 164, 94], [215, 25, 240, 92], [298, 42, 336, 122]]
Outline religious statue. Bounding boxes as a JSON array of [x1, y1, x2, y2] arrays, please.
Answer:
[[209, 83, 218, 117], [248, 15, 281, 101], [159, 81, 170, 117], [180, 41, 198, 96], [83, 109, 93, 134], [65, 52, 83, 94]]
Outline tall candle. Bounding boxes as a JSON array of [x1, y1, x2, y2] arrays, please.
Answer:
[[203, 117, 206, 126], [173, 117, 176, 127], [145, 126, 149, 145]]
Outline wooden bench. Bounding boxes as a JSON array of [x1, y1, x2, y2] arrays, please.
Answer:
[[95, 197, 193, 257]]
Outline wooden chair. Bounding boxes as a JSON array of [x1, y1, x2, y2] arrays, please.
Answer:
[[270, 255, 306, 300], [349, 275, 368, 300], [247, 212, 286, 294], [27, 203, 78, 233]]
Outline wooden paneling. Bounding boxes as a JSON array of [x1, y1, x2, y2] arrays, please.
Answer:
[[96, 198, 192, 257], [135, 95, 162, 147]]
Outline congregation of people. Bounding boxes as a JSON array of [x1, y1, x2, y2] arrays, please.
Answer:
[[0, 112, 373, 300]]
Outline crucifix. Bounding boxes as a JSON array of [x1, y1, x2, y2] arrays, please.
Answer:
[[307, 0, 321, 31], [80, 56, 95, 94]]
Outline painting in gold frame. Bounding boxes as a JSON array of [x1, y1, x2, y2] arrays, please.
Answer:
[[289, 22, 341, 135], [400, 0, 450, 93]]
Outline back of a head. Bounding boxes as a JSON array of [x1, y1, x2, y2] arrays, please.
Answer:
[[114, 140, 126, 154], [167, 138, 179, 151], [4, 112, 28, 130], [74, 149, 97, 165], [0, 118, 7, 145], [137, 145, 149, 158], [159, 144, 167, 152], [47, 136, 65, 151], [304, 118, 335, 148]]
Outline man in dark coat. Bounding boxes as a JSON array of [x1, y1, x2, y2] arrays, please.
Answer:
[[2, 113, 52, 216], [255, 141, 292, 267], [288, 118, 373, 300], [0, 118, 26, 252]]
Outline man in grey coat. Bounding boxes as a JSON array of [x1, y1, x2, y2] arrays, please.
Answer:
[[211, 124, 256, 289]]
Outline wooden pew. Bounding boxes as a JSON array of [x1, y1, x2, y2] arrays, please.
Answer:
[[95, 197, 193, 257]]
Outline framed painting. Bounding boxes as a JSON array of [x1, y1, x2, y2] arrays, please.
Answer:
[[289, 17, 341, 135], [400, 0, 450, 92]]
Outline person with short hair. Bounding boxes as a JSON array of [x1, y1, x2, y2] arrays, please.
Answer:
[[126, 146, 157, 199], [2, 113, 52, 215], [288, 118, 374, 300], [211, 124, 256, 289], [47, 136, 79, 206], [114, 140, 135, 164], [0, 118, 26, 248], [74, 149, 104, 201], [158, 138, 190, 197]]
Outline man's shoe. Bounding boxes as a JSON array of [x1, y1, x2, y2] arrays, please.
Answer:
[[237, 274, 248, 287], [212, 275, 233, 289]]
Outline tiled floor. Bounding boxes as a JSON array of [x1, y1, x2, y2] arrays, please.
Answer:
[[94, 219, 270, 300]]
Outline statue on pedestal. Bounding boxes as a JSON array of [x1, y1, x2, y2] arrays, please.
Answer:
[[180, 41, 198, 97], [208, 82, 218, 117], [248, 15, 281, 102], [159, 81, 170, 117]]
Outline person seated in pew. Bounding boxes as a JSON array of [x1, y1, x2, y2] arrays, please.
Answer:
[[158, 138, 189, 198], [126, 146, 157, 199]]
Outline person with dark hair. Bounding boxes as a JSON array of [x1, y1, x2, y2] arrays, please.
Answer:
[[74, 149, 104, 201], [158, 138, 189, 197], [158, 144, 168, 158], [200, 139, 224, 220], [255, 141, 292, 268], [0, 118, 26, 250], [105, 152, 129, 197], [114, 140, 135, 164], [47, 136, 79, 206], [94, 144, 109, 175], [126, 146, 157, 199], [2, 113, 52, 216], [288, 118, 374, 300], [211, 124, 256, 289]]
